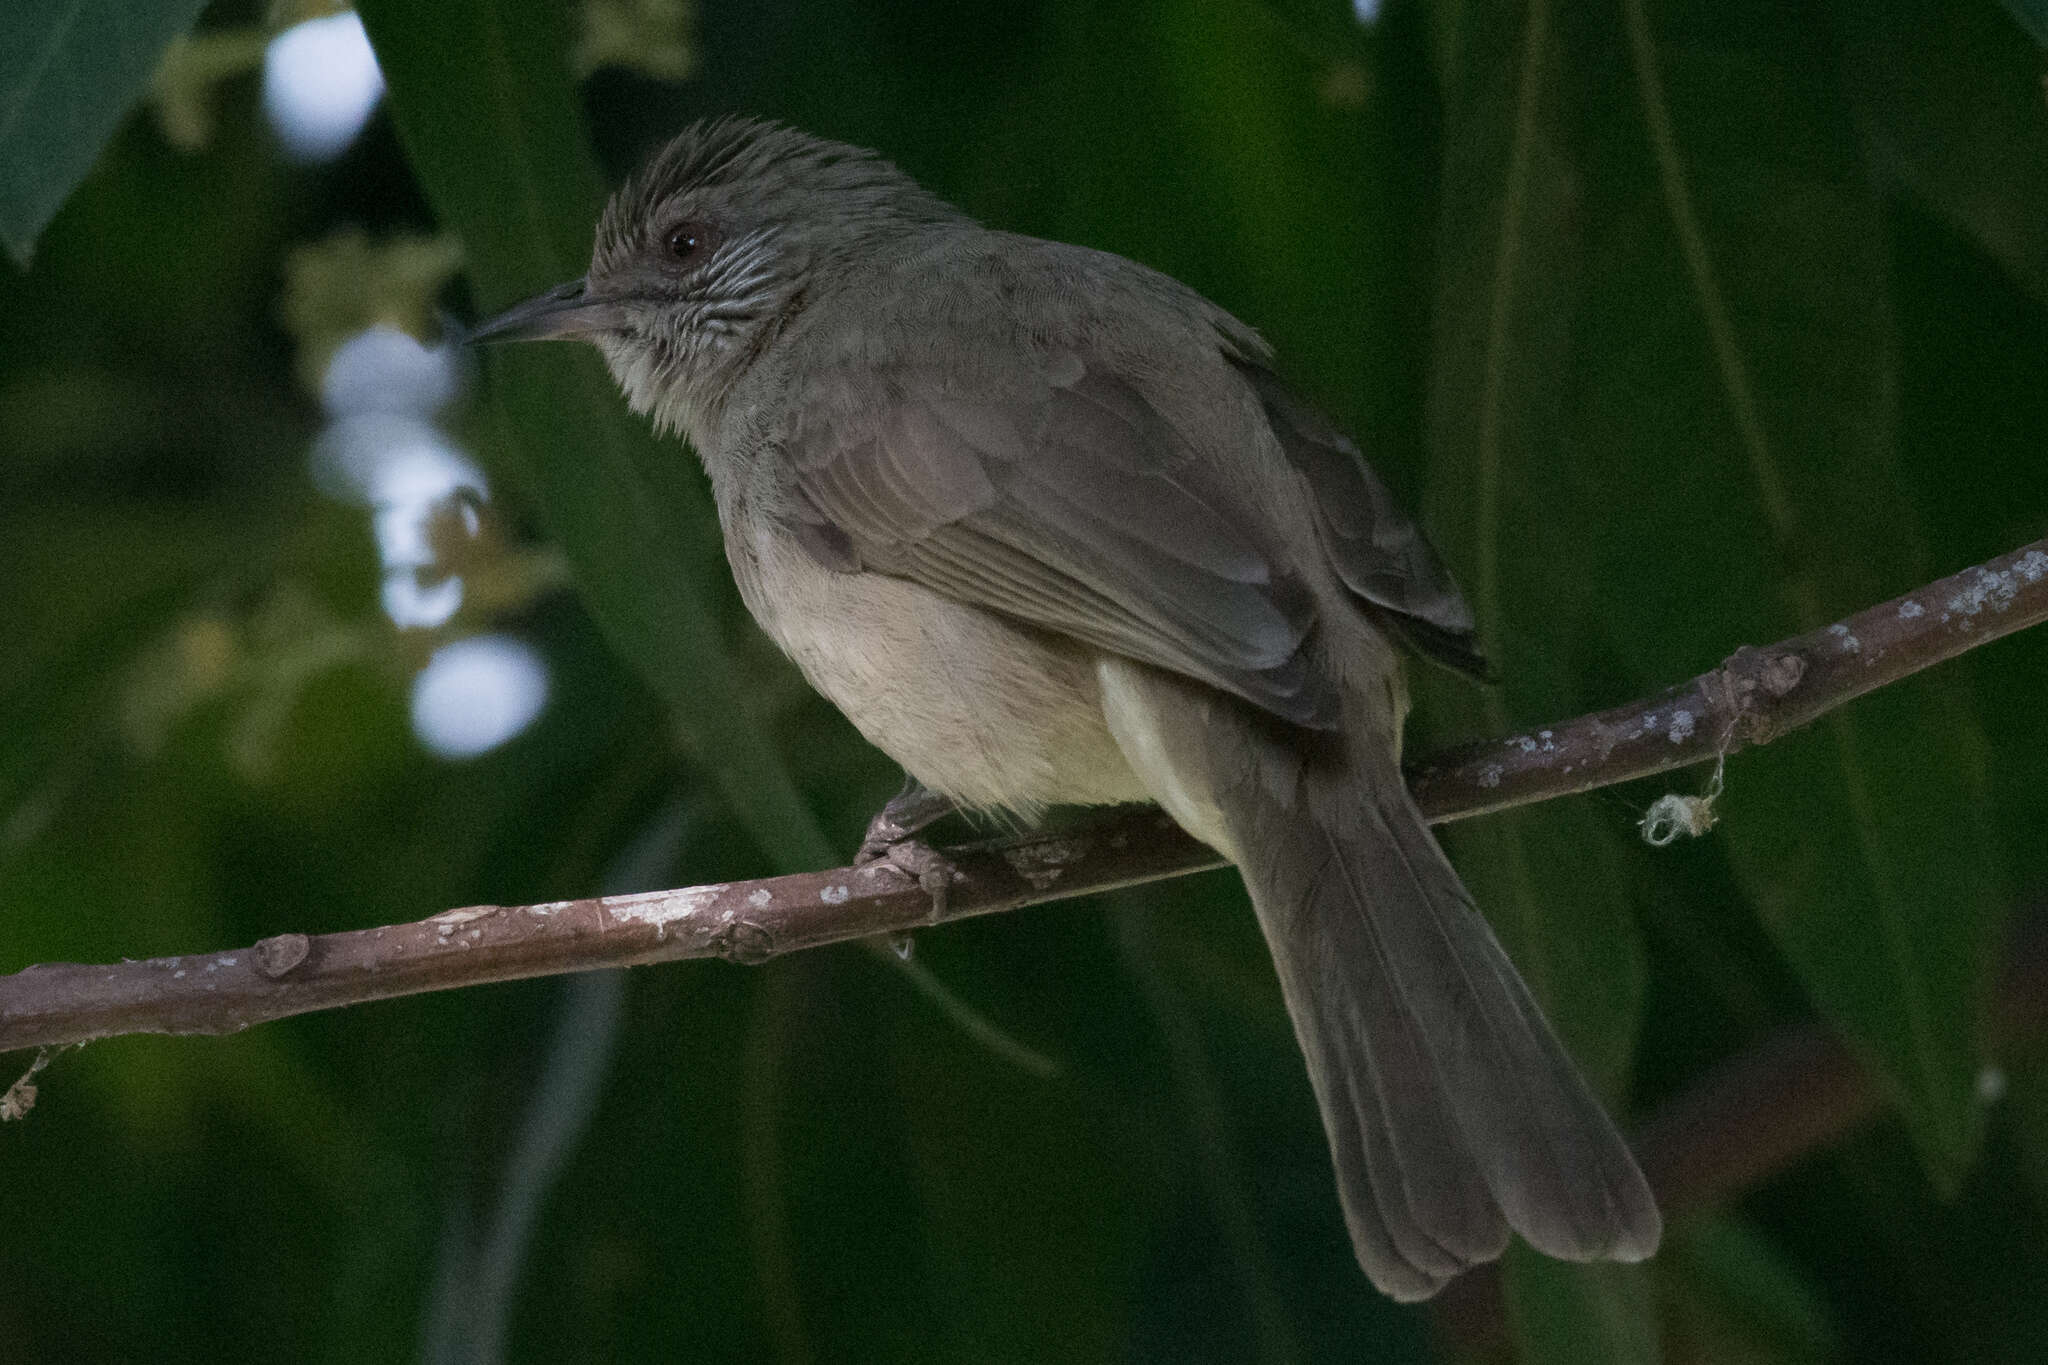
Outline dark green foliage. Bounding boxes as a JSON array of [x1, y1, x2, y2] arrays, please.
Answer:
[[3, 1, 2046, 1360], [0, 0, 216, 264]]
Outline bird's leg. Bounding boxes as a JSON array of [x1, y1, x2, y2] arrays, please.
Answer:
[[858, 774, 957, 860], [856, 775, 959, 944]]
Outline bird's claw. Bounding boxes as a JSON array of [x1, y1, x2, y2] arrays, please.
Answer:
[[856, 776, 959, 950], [857, 831, 955, 925], [856, 814, 915, 867]]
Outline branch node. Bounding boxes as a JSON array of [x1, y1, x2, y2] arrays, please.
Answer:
[[712, 919, 777, 965], [1001, 836, 1087, 891], [253, 933, 312, 979], [1717, 645, 1808, 745]]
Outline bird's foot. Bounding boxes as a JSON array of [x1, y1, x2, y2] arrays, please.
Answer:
[[857, 777, 959, 944], [858, 829, 956, 929]]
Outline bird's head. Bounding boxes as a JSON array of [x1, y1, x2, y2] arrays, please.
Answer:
[[469, 117, 963, 438]]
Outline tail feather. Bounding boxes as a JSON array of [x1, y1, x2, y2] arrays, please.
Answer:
[[1309, 823, 1510, 1270], [1230, 756, 1661, 1299], [1094, 659, 1660, 1299]]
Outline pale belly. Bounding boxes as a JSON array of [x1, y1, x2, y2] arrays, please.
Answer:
[[733, 527, 1152, 817]]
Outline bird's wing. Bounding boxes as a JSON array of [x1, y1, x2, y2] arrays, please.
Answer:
[[779, 347, 1338, 727], [1233, 359, 1490, 681]]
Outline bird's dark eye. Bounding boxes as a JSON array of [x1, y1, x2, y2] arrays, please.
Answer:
[[663, 221, 714, 263]]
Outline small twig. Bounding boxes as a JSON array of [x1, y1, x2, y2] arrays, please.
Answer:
[[1, 537, 2044, 1054]]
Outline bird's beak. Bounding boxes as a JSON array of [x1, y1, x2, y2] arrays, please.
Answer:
[[465, 278, 624, 344]]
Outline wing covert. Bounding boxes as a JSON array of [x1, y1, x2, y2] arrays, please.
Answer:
[[1235, 361, 1490, 681], [781, 352, 1338, 727]]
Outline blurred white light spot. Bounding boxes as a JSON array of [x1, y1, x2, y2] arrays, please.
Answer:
[[411, 636, 549, 759], [264, 13, 386, 163], [311, 328, 489, 631], [1352, 0, 1382, 22], [367, 447, 486, 563], [312, 414, 487, 509], [382, 572, 464, 630], [323, 326, 458, 417]]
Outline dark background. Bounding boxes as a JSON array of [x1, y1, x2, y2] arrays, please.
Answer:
[[4, 0, 2048, 1360]]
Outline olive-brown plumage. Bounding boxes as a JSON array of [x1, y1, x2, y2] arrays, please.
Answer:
[[474, 117, 1660, 1299]]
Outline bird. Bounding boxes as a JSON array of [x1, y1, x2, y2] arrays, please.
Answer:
[[470, 116, 1660, 1301]]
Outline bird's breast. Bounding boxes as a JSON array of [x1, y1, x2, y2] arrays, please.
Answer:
[[727, 516, 1150, 818]]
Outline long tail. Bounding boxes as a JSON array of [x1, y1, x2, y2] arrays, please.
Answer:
[[1223, 749, 1661, 1299]]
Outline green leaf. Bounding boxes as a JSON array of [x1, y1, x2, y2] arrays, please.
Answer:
[[1431, 0, 2005, 1199], [1835, 0, 2048, 301], [1995, 0, 2048, 47], [352, 0, 833, 871], [1151, 0, 1376, 389], [1577, 0, 2007, 1191], [1661, 1214, 1838, 1365], [1426, 0, 2004, 1230], [0, 0, 212, 267], [1505, 1245, 1661, 1365], [1422, 16, 1654, 1351], [1422, 0, 1647, 1097]]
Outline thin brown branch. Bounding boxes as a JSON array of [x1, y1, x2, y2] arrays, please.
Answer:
[[1408, 535, 2048, 820], [2, 536, 2044, 1055]]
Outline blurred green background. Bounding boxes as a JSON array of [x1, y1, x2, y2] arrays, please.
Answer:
[[4, 0, 2048, 1360]]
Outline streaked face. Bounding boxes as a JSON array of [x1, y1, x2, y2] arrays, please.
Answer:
[[466, 180, 791, 437], [467, 118, 963, 438]]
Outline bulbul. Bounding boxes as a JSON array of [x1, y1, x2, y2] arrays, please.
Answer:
[[473, 117, 1660, 1300]]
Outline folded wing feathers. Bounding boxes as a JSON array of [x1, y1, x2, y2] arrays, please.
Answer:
[[1236, 361, 1483, 653], [785, 353, 1340, 725]]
